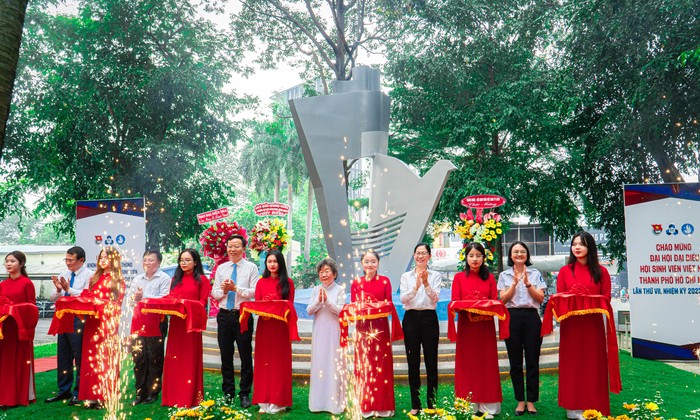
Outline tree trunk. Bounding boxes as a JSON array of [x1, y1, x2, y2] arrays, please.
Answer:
[[274, 172, 281, 202], [286, 182, 294, 275], [145, 211, 161, 250], [0, 0, 30, 159], [304, 181, 313, 260]]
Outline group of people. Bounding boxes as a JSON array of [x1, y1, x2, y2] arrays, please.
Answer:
[[0, 231, 619, 419]]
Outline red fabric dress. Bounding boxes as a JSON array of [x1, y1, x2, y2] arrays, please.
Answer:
[[451, 270, 502, 404], [79, 273, 125, 402], [350, 275, 396, 413], [252, 277, 296, 407], [162, 273, 211, 407], [0, 275, 36, 406], [556, 262, 612, 415]]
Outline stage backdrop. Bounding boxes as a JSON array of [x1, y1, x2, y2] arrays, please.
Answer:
[[624, 183, 700, 360]]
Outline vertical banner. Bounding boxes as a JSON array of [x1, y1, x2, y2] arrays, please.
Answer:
[[624, 183, 700, 360], [76, 198, 146, 283]]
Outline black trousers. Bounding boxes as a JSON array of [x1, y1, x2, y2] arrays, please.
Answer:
[[504, 308, 542, 403], [132, 320, 168, 399], [217, 308, 254, 398], [57, 317, 84, 396], [402, 309, 439, 410]]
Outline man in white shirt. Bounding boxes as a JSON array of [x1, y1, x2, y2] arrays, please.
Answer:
[[45, 246, 93, 406], [129, 250, 171, 406], [211, 234, 259, 408]]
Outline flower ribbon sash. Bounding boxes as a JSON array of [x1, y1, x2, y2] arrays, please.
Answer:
[[239, 300, 300, 341], [0, 300, 39, 341], [48, 294, 107, 335], [136, 297, 207, 333], [447, 299, 510, 342], [338, 301, 404, 347], [541, 293, 621, 394]]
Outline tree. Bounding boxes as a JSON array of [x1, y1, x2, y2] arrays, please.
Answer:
[[0, 0, 30, 160], [238, 104, 308, 259], [385, 0, 580, 271], [3, 0, 246, 249], [229, 0, 410, 84], [559, 0, 700, 260]]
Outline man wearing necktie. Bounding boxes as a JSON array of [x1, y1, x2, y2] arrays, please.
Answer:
[[211, 234, 260, 408], [46, 246, 94, 406]]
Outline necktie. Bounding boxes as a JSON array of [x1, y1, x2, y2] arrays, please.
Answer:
[[65, 271, 76, 296], [226, 263, 237, 310]]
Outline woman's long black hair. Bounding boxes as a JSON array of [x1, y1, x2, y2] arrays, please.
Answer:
[[263, 249, 290, 300], [171, 248, 206, 291], [5, 251, 29, 277], [465, 242, 490, 281], [567, 231, 602, 284]]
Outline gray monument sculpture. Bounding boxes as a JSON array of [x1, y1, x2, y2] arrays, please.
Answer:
[[290, 66, 456, 290]]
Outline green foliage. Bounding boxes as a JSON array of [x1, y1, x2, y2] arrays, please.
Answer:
[[4, 0, 248, 250], [386, 0, 582, 253], [387, 0, 700, 262], [291, 248, 328, 289], [228, 0, 412, 81], [0, 214, 71, 245], [559, 0, 700, 260]]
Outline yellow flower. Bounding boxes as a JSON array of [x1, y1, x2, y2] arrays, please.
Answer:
[[615, 415, 631, 420], [583, 410, 603, 419], [645, 402, 659, 411], [200, 400, 215, 408], [623, 403, 637, 410], [407, 414, 419, 420], [496, 228, 502, 234]]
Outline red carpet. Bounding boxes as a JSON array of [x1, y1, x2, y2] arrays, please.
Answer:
[[35, 356, 57, 373]]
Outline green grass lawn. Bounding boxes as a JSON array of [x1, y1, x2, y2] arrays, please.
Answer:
[[4, 350, 698, 419]]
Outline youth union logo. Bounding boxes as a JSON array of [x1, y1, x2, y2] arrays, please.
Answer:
[[651, 224, 663, 235], [681, 223, 695, 236]]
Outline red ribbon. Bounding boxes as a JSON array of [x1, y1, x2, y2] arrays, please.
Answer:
[[0, 301, 39, 341], [338, 301, 404, 347], [239, 300, 300, 341], [447, 299, 510, 342], [48, 295, 106, 335], [137, 296, 207, 333], [541, 293, 621, 394]]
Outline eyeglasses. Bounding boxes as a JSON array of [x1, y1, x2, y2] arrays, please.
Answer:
[[414, 252, 430, 256], [512, 250, 528, 255], [179, 259, 194, 263], [64, 258, 77, 263]]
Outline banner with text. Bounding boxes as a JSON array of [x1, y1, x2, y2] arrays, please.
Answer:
[[624, 183, 700, 360]]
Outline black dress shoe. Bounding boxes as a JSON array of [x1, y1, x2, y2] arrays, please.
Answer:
[[144, 395, 157, 404], [86, 401, 103, 409], [514, 409, 525, 416], [527, 409, 538, 415], [240, 395, 251, 409], [45, 392, 72, 403], [68, 396, 81, 406], [131, 397, 146, 406]]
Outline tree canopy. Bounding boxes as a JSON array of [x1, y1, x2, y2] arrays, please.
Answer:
[[3, 0, 248, 249], [386, 0, 700, 261]]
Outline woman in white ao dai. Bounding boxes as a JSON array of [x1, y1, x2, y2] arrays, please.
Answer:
[[307, 258, 347, 414]]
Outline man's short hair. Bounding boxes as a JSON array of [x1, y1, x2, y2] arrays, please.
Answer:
[[226, 234, 247, 248], [143, 249, 163, 262], [66, 246, 86, 261]]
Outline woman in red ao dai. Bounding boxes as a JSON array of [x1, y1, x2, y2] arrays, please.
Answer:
[[350, 250, 396, 418], [451, 242, 501, 417]]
